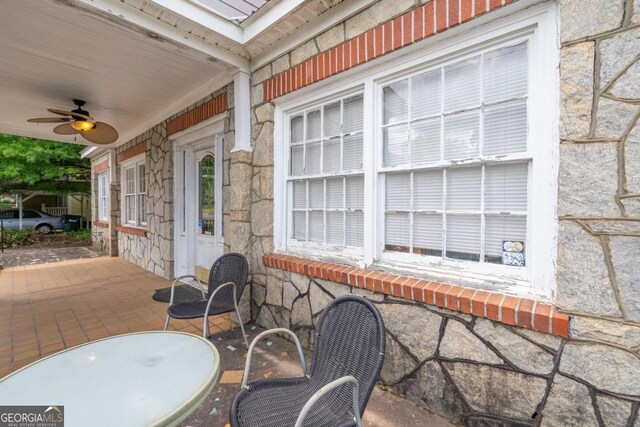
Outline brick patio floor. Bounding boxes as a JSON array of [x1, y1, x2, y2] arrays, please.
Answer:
[[0, 256, 232, 378]]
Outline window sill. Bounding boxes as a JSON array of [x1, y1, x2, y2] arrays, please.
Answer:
[[262, 253, 569, 338], [116, 225, 147, 237], [93, 221, 109, 228]]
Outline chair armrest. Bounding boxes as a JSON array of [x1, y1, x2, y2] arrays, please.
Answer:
[[241, 328, 308, 388], [204, 281, 236, 316], [294, 376, 362, 427], [169, 275, 206, 304]]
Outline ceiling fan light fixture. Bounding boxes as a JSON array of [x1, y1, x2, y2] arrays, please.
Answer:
[[70, 120, 95, 131]]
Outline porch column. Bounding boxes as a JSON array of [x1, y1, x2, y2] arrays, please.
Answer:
[[232, 71, 252, 152]]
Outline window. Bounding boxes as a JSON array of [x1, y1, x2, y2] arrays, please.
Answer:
[[287, 94, 365, 252], [0, 210, 17, 219], [98, 173, 109, 221], [199, 154, 215, 235], [381, 42, 529, 266], [22, 210, 40, 218], [121, 157, 146, 227], [275, 4, 558, 296]]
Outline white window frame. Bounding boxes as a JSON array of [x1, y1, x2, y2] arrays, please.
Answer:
[[274, 2, 559, 299], [284, 91, 366, 261], [97, 172, 109, 222], [120, 154, 147, 228]]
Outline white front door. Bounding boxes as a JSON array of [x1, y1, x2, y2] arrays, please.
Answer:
[[173, 132, 224, 278], [194, 147, 223, 271]]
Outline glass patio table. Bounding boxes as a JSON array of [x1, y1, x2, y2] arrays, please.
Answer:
[[0, 331, 220, 427]]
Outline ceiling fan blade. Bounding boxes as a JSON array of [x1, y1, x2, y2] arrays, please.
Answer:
[[28, 117, 72, 123], [82, 122, 118, 144], [48, 108, 93, 121], [53, 123, 81, 135]]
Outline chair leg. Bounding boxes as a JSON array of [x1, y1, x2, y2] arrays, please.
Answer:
[[164, 314, 170, 331], [233, 301, 250, 349], [203, 316, 210, 339]]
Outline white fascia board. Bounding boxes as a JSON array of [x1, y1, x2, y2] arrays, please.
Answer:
[[80, 147, 97, 159], [242, 0, 306, 43], [249, 0, 377, 71], [146, 0, 244, 43], [75, 0, 249, 71]]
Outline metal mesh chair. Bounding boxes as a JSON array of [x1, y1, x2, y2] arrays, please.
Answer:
[[230, 295, 386, 427], [163, 253, 250, 347]]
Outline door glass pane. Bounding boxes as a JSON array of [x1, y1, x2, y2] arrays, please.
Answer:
[[199, 154, 215, 235]]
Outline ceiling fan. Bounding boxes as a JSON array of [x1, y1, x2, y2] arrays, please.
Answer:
[[28, 99, 118, 144]]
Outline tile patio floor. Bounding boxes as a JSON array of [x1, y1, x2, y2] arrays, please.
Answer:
[[0, 255, 232, 377], [1, 252, 455, 426]]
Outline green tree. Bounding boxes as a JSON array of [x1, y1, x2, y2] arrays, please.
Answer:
[[0, 134, 90, 194]]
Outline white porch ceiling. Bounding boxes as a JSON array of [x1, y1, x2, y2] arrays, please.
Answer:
[[0, 0, 235, 146]]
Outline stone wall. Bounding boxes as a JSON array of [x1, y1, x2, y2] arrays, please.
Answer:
[[253, 269, 640, 426], [247, 0, 640, 425]]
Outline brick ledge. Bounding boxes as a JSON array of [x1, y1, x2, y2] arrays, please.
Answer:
[[116, 225, 147, 237], [262, 253, 569, 338], [93, 221, 109, 228]]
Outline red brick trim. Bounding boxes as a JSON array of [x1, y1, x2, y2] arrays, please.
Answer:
[[166, 93, 227, 136], [262, 253, 569, 338], [93, 220, 109, 228], [116, 141, 147, 164], [116, 225, 147, 237], [263, 0, 515, 101], [93, 160, 108, 173]]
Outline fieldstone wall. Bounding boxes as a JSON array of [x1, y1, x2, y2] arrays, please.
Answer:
[[247, 0, 640, 426], [253, 269, 640, 426]]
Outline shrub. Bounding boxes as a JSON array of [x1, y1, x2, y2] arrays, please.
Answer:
[[1, 228, 32, 248], [65, 229, 91, 239]]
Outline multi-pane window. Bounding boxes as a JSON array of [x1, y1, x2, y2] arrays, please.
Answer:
[[98, 173, 109, 221], [122, 158, 146, 227], [382, 42, 529, 266], [278, 5, 559, 294], [288, 94, 365, 248]]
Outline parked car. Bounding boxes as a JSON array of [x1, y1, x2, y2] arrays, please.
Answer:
[[0, 209, 64, 234]]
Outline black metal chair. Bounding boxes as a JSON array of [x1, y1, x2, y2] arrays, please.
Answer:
[[230, 295, 386, 427], [163, 253, 249, 348]]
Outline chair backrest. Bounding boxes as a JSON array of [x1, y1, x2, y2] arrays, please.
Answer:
[[207, 253, 249, 306], [309, 295, 386, 417]]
